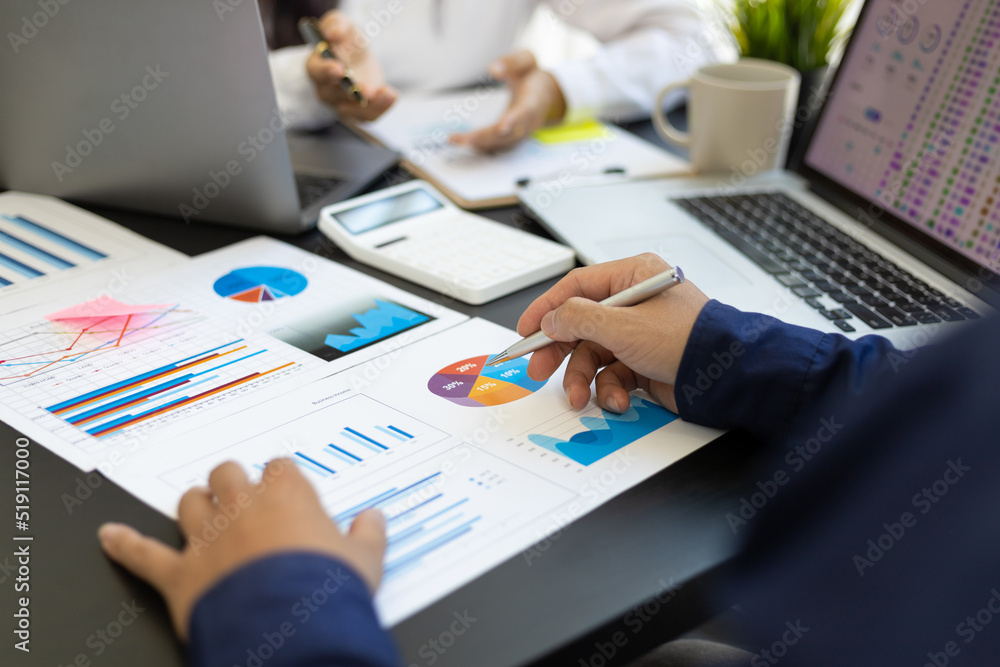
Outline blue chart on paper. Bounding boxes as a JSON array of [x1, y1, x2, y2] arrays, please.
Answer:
[[213, 266, 308, 303], [528, 396, 678, 466], [0, 214, 108, 287], [324, 300, 430, 352], [332, 471, 482, 579]]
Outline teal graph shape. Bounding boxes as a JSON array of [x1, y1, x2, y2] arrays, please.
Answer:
[[528, 396, 678, 466], [325, 300, 430, 352]]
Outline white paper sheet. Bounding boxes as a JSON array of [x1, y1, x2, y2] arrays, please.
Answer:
[[0, 192, 187, 316]]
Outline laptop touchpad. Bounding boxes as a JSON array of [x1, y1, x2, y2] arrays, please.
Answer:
[[600, 236, 756, 295]]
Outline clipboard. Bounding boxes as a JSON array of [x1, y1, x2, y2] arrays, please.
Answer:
[[354, 90, 691, 210]]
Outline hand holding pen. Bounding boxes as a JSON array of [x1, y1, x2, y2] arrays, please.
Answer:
[[299, 17, 367, 107], [303, 12, 398, 122], [489, 266, 686, 366], [511, 254, 711, 415]]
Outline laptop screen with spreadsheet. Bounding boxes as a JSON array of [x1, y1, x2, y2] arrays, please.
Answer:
[[805, 0, 1000, 274]]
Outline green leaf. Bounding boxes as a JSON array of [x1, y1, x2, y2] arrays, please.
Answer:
[[729, 0, 857, 70]]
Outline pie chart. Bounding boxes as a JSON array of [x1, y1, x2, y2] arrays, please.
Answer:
[[213, 267, 308, 303], [428, 355, 546, 407]]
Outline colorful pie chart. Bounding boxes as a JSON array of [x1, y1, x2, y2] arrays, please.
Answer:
[[213, 267, 308, 303], [428, 355, 546, 407]]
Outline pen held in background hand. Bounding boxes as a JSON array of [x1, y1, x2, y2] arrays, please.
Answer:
[[298, 17, 368, 108], [486, 266, 685, 366]]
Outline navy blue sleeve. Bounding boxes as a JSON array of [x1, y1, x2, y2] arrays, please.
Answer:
[[674, 300, 899, 446], [188, 553, 400, 667], [724, 313, 1000, 665]]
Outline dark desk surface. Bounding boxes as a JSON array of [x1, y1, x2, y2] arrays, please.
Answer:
[[1, 119, 765, 667]]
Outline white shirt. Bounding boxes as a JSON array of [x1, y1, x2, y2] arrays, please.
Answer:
[[269, 0, 734, 129]]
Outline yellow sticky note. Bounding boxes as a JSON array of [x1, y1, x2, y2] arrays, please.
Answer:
[[533, 119, 610, 145]]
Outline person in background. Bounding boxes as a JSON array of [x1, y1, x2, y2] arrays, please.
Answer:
[[99, 253, 999, 665], [262, 0, 733, 150]]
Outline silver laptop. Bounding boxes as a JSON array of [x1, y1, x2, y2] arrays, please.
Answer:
[[0, 0, 397, 233], [519, 0, 999, 349]]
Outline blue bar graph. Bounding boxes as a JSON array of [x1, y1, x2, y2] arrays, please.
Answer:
[[331, 471, 481, 579], [390, 499, 469, 540], [56, 348, 264, 429], [344, 427, 388, 450], [329, 421, 418, 463], [296, 452, 336, 476], [240, 400, 429, 485], [335, 473, 442, 525], [377, 425, 407, 441], [324, 448, 357, 466], [385, 516, 481, 577], [327, 443, 362, 463], [389, 493, 445, 524], [65, 375, 219, 426], [389, 513, 464, 550], [46, 339, 242, 413], [0, 251, 44, 278], [3, 215, 107, 260], [66, 376, 192, 424], [0, 229, 74, 270], [344, 434, 384, 454]]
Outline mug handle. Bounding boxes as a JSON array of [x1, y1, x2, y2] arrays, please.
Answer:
[[653, 80, 692, 148]]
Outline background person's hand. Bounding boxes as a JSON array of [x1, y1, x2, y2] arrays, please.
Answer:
[[306, 10, 398, 122], [98, 459, 386, 641], [450, 50, 567, 152], [517, 254, 710, 414]]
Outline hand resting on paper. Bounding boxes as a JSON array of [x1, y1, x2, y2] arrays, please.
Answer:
[[98, 459, 386, 641], [450, 50, 567, 152]]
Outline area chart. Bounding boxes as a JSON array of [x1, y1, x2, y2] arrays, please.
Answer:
[[528, 396, 678, 466]]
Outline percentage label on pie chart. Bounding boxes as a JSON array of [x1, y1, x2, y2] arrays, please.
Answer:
[[213, 267, 308, 303], [428, 355, 546, 407]]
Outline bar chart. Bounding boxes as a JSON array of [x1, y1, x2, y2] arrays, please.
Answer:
[[0, 213, 108, 290], [152, 410, 575, 625], [159, 395, 448, 489], [321, 444, 575, 623], [285, 412, 426, 479], [46, 340, 296, 439], [334, 470, 484, 579], [0, 309, 308, 451]]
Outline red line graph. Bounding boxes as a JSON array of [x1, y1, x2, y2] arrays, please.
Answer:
[[0, 309, 195, 382]]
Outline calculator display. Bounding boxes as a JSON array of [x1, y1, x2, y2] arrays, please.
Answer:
[[333, 188, 443, 235]]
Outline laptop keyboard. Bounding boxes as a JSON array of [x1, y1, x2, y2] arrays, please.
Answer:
[[295, 173, 345, 209], [674, 192, 980, 332]]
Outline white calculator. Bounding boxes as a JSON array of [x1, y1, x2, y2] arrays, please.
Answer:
[[318, 180, 576, 305]]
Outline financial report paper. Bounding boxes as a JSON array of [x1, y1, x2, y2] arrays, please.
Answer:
[[0, 234, 721, 625], [0, 191, 187, 316]]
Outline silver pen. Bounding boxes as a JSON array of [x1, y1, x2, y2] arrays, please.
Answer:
[[486, 266, 685, 366]]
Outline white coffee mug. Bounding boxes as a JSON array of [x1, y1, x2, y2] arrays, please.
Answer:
[[654, 59, 801, 175]]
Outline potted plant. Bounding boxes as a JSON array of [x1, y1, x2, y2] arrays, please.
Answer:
[[730, 0, 856, 156]]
